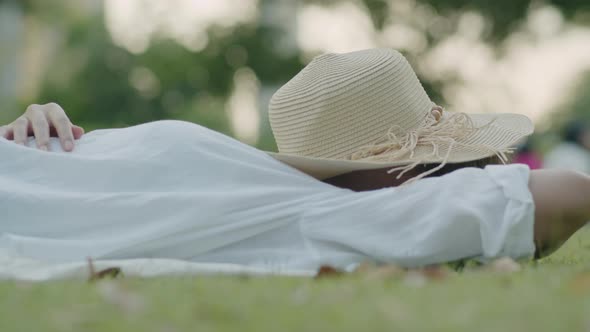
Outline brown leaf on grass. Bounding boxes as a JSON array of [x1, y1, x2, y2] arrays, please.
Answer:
[[488, 257, 521, 274], [87, 257, 123, 282], [419, 265, 449, 280], [403, 266, 450, 287], [315, 265, 345, 279]]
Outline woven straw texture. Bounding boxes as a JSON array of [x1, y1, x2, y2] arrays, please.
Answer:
[[267, 48, 533, 179]]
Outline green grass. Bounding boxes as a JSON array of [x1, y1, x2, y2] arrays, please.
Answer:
[[1, 229, 589, 332]]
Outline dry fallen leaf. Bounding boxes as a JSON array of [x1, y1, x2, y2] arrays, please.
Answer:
[[87, 257, 123, 282], [419, 265, 449, 280], [488, 257, 522, 274], [403, 266, 450, 287], [315, 265, 345, 279]]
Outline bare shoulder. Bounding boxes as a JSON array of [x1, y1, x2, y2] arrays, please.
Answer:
[[528, 168, 590, 254], [529, 169, 590, 220], [529, 169, 590, 195]]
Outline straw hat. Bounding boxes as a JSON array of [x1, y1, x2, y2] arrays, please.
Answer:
[[267, 48, 533, 181]]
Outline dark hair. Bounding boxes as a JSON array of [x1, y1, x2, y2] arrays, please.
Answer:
[[322, 155, 505, 191], [411, 155, 505, 179]]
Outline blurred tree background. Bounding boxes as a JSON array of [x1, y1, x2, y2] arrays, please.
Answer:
[[1, 0, 589, 151]]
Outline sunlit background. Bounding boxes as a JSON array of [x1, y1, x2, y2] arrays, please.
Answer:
[[1, 0, 590, 152]]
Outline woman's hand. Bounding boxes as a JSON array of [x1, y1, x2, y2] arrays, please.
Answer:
[[0, 103, 84, 151]]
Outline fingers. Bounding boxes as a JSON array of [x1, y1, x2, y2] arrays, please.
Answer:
[[26, 106, 51, 151], [12, 117, 29, 145], [52, 125, 84, 139], [1, 126, 14, 140], [72, 125, 85, 139], [45, 103, 75, 151], [3, 102, 82, 151]]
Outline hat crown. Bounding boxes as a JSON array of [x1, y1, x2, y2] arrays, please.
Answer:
[[269, 48, 434, 159]]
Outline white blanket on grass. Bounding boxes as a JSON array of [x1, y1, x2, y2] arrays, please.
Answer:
[[0, 250, 312, 281]]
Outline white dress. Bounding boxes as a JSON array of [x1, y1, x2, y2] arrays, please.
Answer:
[[0, 120, 535, 274]]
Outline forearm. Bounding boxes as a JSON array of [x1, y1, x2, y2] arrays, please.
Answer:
[[529, 169, 590, 255]]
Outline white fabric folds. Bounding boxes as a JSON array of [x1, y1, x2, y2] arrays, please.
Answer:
[[0, 120, 535, 280]]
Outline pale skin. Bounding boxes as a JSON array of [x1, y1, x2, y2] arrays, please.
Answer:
[[0, 103, 84, 151], [1, 103, 588, 258]]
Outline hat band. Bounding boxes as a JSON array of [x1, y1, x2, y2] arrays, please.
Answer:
[[348, 111, 514, 184]]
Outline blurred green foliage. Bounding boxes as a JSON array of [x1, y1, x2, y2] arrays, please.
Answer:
[[4, 0, 590, 149], [564, 72, 590, 123], [546, 71, 590, 137], [34, 16, 302, 141]]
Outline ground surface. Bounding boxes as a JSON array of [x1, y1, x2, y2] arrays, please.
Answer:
[[1, 228, 589, 332]]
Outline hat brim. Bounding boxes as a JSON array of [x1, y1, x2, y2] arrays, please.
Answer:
[[267, 112, 534, 180]]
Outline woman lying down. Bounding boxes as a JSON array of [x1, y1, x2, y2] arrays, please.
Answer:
[[0, 49, 587, 274]]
